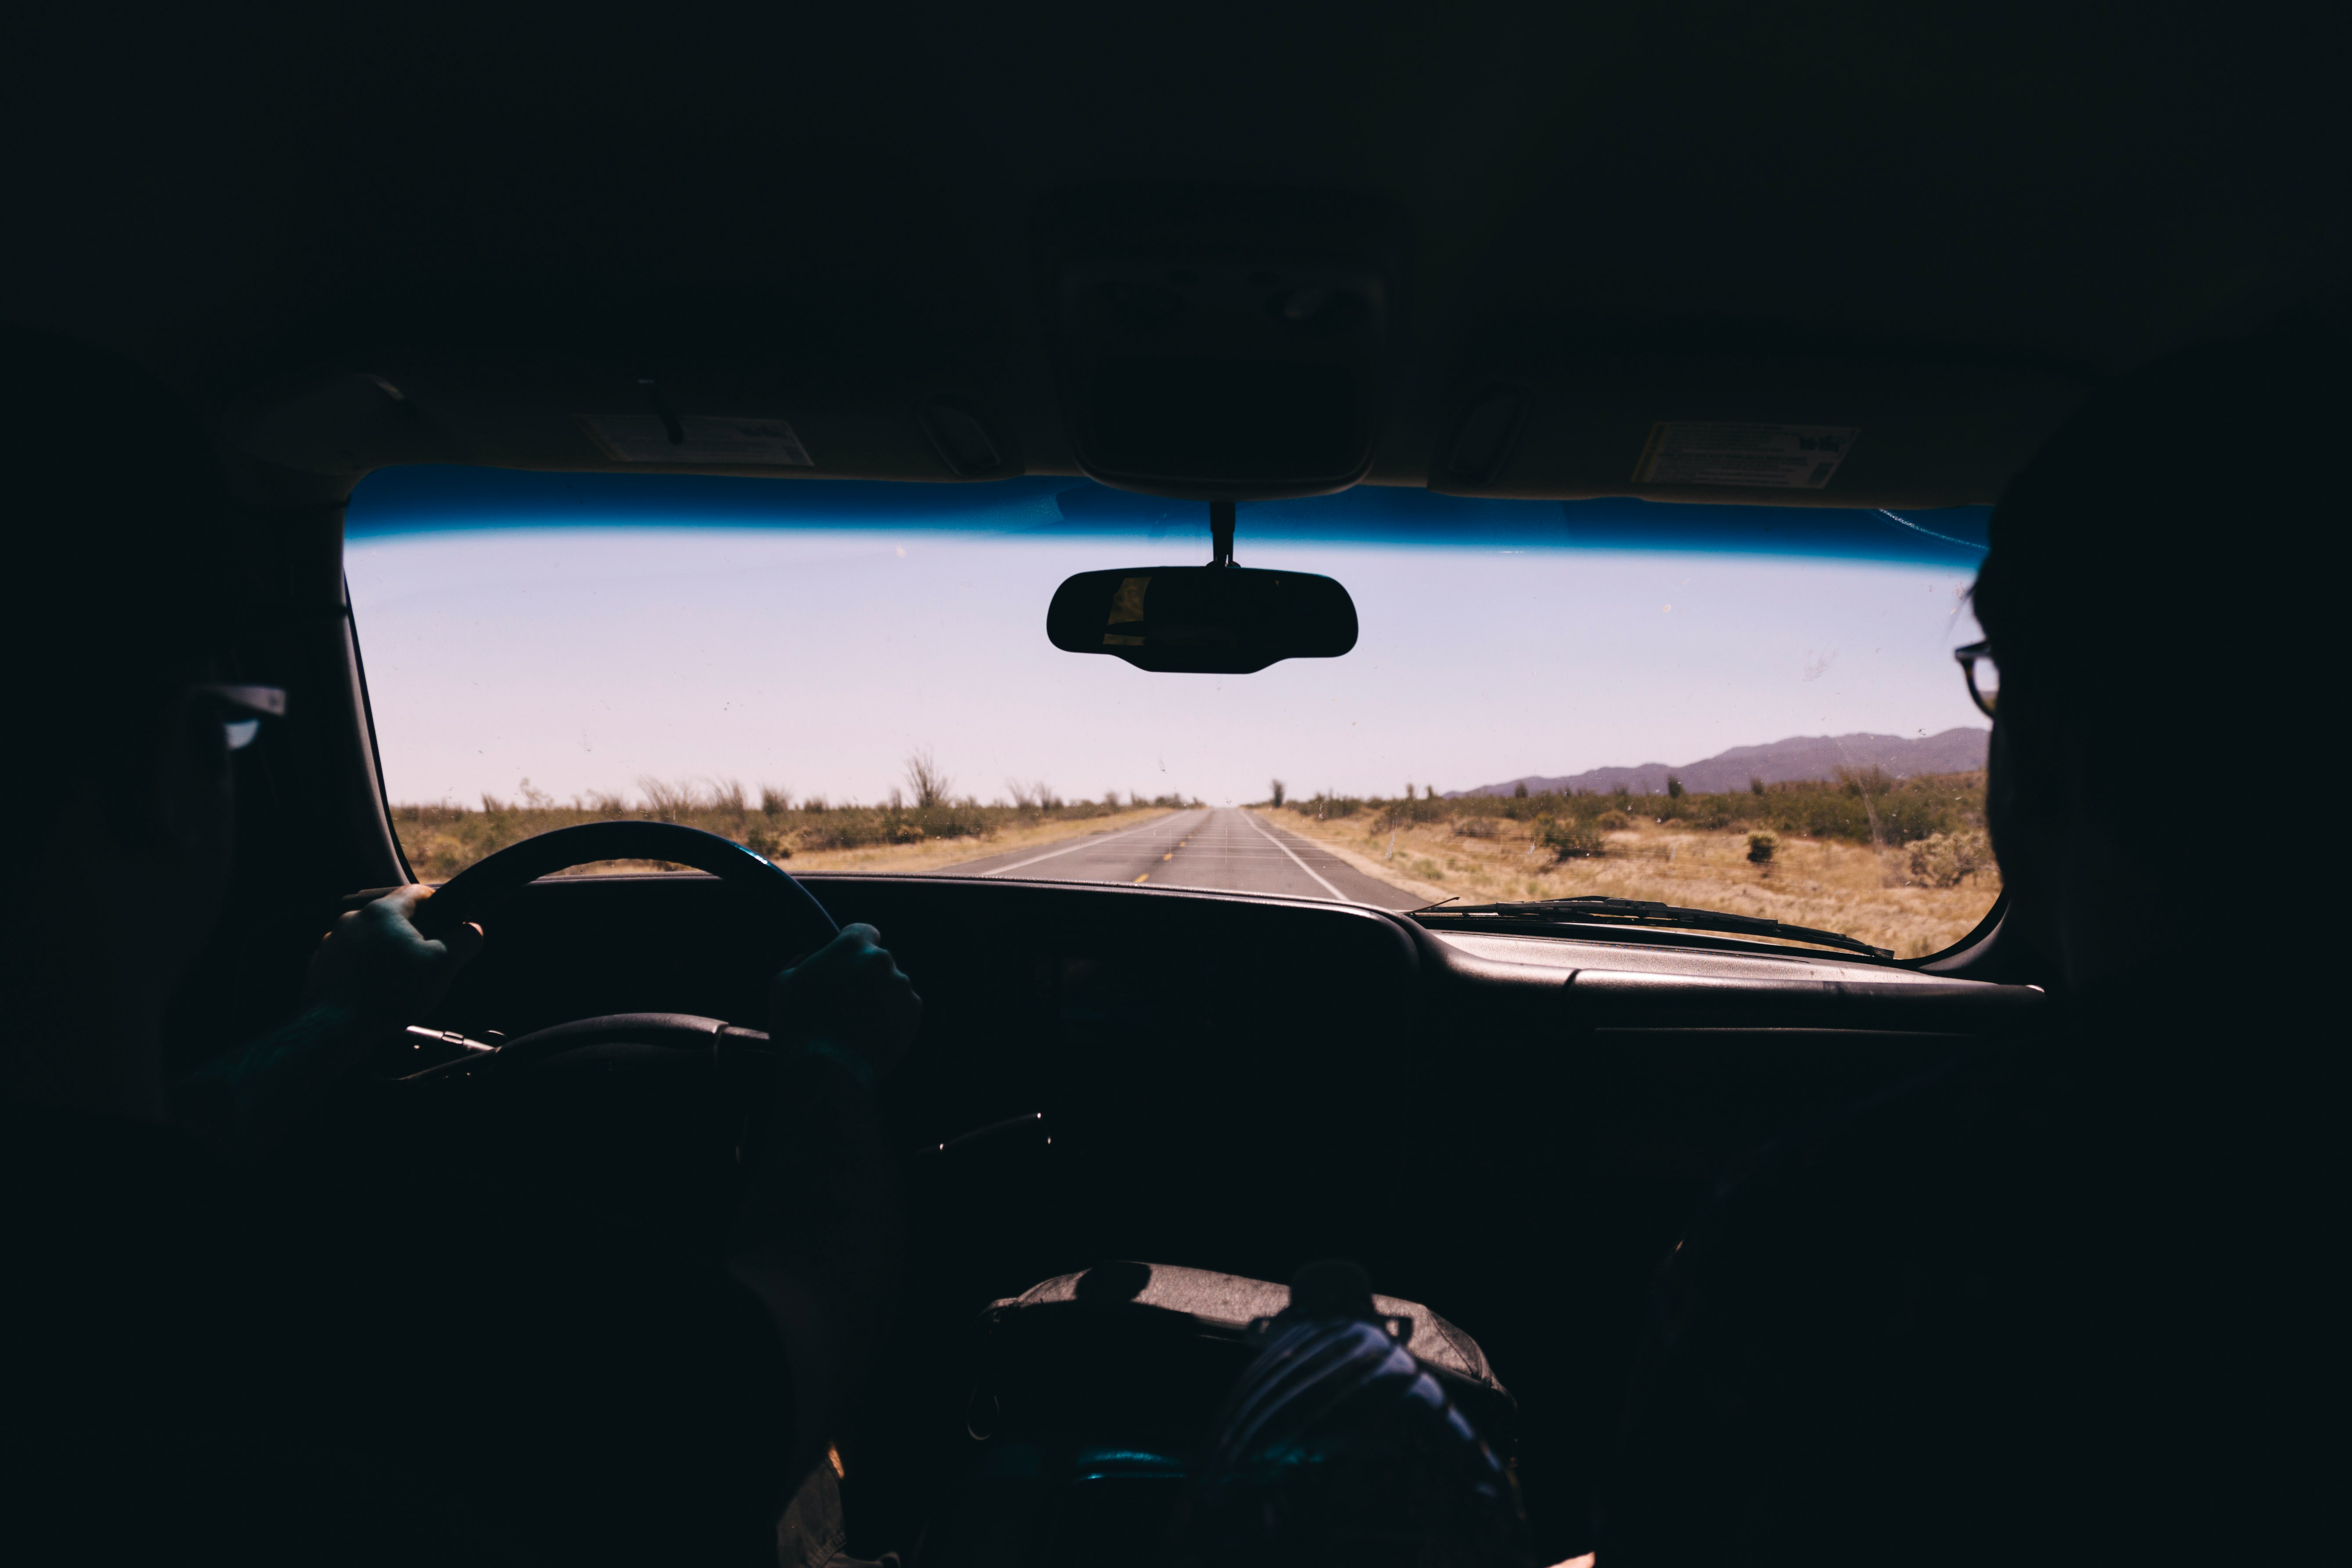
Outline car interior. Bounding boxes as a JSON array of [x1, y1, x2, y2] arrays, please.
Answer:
[[10, 8, 2341, 1564]]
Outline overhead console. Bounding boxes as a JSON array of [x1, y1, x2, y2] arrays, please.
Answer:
[[1034, 184, 1408, 501]]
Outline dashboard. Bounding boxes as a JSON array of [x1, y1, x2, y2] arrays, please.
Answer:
[[406, 869, 2041, 1542]]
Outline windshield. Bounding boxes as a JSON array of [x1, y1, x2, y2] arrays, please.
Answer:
[[346, 472, 1999, 960]]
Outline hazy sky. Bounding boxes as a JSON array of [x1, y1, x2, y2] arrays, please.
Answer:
[[347, 526, 1988, 807]]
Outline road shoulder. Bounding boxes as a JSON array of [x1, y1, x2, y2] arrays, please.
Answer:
[[930, 808, 1183, 876], [1245, 809, 1451, 907]]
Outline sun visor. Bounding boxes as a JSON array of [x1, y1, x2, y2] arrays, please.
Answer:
[[1429, 354, 2087, 508], [221, 361, 1024, 486]]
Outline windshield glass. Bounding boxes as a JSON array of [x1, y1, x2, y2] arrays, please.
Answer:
[[346, 471, 1998, 959]]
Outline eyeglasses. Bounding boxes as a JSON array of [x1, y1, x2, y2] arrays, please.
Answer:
[[1952, 641, 1998, 719], [191, 683, 288, 751]]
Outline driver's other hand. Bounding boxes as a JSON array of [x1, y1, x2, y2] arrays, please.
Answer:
[[303, 885, 485, 1025], [769, 924, 922, 1078]]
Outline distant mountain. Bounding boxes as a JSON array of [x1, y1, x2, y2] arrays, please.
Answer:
[[1450, 727, 1989, 798]]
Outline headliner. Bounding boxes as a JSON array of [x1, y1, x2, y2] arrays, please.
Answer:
[[6, 3, 2343, 507]]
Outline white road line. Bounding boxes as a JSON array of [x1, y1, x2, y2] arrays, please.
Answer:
[[1238, 810, 1353, 902], [979, 810, 1201, 877]]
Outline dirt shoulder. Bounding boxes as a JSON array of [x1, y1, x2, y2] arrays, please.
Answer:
[[1243, 809, 1453, 906], [1264, 807, 2000, 960], [813, 808, 1178, 875]]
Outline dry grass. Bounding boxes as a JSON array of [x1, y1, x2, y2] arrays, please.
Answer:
[[1265, 809, 2002, 959], [392, 778, 1183, 883]]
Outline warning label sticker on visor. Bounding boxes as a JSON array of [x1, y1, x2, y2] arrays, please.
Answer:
[[582, 415, 814, 467], [1632, 423, 1858, 489]]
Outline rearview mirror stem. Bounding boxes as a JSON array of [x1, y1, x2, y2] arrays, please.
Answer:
[[1210, 499, 1237, 568]]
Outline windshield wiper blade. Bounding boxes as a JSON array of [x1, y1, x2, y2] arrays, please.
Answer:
[[1411, 894, 1894, 959]]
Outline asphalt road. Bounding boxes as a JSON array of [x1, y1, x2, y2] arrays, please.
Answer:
[[944, 807, 1427, 909]]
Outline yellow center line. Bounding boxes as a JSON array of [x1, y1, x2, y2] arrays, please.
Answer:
[[1133, 873, 1150, 883], [1162, 852, 1173, 860]]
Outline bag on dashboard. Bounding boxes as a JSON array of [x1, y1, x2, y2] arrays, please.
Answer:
[[922, 1260, 1515, 1568]]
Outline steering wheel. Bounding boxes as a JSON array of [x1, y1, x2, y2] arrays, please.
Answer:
[[409, 819, 840, 1067], [420, 818, 836, 951], [385, 822, 848, 1237]]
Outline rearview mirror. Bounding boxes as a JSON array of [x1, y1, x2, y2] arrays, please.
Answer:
[[1046, 566, 1359, 674]]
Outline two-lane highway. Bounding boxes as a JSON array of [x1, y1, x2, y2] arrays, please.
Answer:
[[944, 807, 1425, 908]]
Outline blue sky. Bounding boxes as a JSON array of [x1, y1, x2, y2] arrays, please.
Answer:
[[346, 472, 1989, 807]]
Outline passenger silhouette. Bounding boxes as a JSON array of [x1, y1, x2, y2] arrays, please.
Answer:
[[1598, 330, 2338, 1565]]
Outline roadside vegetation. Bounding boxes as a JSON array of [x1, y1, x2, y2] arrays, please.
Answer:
[[393, 751, 1195, 880], [1263, 769, 1999, 959], [1274, 768, 1986, 848]]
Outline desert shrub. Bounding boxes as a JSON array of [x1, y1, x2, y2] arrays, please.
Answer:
[[636, 777, 702, 822], [1538, 818, 1606, 859], [1764, 788, 1878, 842], [1376, 793, 1449, 829], [1752, 771, 1980, 846], [892, 801, 992, 840], [1269, 779, 1286, 807], [1666, 774, 1685, 799], [1452, 816, 1499, 838], [1685, 795, 1742, 830], [1513, 780, 1529, 798], [1005, 779, 1071, 812], [1352, 771, 1984, 854], [1837, 765, 1894, 799], [1907, 828, 1992, 887], [1871, 792, 1959, 845], [1747, 830, 1778, 864]]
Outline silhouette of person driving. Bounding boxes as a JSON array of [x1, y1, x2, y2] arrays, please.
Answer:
[[0, 329, 920, 1565], [1597, 331, 2337, 1565]]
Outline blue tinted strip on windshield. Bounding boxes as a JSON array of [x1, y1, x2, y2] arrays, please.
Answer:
[[346, 467, 1991, 567]]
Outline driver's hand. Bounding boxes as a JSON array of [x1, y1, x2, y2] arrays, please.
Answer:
[[768, 923, 921, 1078], [303, 884, 485, 1025]]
